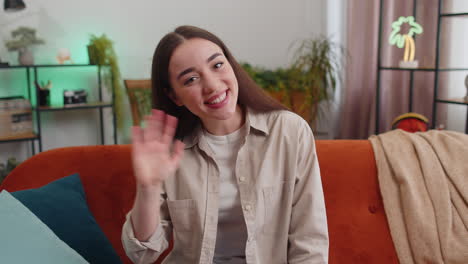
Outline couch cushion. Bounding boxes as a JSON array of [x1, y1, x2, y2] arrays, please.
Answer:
[[0, 190, 88, 263], [0, 145, 136, 263], [316, 140, 399, 263], [11, 174, 122, 264]]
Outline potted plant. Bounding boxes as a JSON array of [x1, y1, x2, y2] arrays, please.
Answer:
[[241, 63, 291, 108], [0, 157, 21, 184], [87, 34, 125, 130], [5, 26, 45, 65], [288, 36, 345, 127], [242, 37, 344, 128]]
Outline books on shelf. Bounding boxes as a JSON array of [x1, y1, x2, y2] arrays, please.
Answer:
[[0, 97, 33, 138]]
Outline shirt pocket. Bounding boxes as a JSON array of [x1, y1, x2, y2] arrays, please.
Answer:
[[167, 199, 196, 232], [261, 181, 293, 236], [166, 199, 198, 259]]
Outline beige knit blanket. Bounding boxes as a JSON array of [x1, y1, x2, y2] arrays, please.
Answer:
[[369, 129, 468, 264]]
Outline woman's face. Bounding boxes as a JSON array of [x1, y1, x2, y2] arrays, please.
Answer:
[[168, 38, 240, 129]]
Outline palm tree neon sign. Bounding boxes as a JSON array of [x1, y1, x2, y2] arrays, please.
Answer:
[[389, 16, 423, 68]]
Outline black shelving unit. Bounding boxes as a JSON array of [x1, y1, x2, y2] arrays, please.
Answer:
[[432, 3, 468, 134], [376, 0, 468, 134], [0, 64, 117, 156]]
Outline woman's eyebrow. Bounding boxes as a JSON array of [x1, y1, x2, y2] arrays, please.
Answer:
[[177, 53, 223, 80], [177, 67, 195, 80], [207, 52, 222, 63]]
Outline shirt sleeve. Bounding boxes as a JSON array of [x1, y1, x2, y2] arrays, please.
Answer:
[[121, 190, 172, 264], [288, 120, 329, 264]]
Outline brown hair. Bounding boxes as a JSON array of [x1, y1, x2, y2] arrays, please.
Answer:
[[151, 25, 287, 139]]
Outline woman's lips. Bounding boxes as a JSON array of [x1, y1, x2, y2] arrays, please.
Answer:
[[205, 90, 229, 109]]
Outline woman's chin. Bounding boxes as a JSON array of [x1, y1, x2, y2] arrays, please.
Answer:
[[200, 104, 240, 125]]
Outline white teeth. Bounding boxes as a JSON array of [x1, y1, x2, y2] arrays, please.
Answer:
[[208, 91, 227, 104]]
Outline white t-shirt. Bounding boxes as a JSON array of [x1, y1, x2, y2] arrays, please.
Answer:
[[204, 125, 248, 264]]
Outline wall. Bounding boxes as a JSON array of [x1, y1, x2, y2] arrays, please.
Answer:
[[0, 0, 327, 163], [323, 0, 347, 139]]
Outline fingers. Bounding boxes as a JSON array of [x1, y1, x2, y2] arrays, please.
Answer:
[[131, 126, 144, 157], [144, 110, 165, 141], [161, 115, 178, 145], [131, 126, 144, 145], [141, 109, 179, 146]]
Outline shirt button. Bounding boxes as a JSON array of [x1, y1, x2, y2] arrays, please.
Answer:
[[244, 204, 252, 211], [239, 176, 246, 182]]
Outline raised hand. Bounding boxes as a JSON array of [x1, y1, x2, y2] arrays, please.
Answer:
[[131, 109, 185, 187]]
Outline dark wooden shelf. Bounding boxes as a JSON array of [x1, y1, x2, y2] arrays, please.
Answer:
[[0, 64, 100, 69], [440, 12, 468, 17], [379, 67, 468, 72], [435, 98, 468, 106], [0, 132, 38, 143], [0, 63, 117, 155], [37, 102, 113, 112]]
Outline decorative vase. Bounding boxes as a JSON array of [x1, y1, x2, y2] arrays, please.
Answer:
[[38, 89, 50, 106], [18, 47, 34, 65], [87, 45, 98, 65], [290, 91, 312, 124]]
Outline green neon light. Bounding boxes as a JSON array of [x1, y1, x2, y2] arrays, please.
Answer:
[[389, 16, 423, 48], [389, 16, 423, 63]]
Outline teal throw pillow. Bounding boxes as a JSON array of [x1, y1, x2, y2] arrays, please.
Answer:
[[0, 190, 88, 263], [11, 174, 122, 264]]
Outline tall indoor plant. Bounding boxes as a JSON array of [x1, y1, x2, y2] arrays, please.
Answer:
[[288, 36, 345, 127], [242, 36, 344, 127], [87, 34, 125, 130]]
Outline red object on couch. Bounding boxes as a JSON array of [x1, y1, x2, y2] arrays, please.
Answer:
[[391, 112, 429, 133], [0, 141, 399, 263]]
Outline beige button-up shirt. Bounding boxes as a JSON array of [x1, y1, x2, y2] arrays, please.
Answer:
[[122, 108, 329, 264]]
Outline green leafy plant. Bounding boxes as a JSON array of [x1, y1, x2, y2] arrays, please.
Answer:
[[133, 88, 152, 120], [5, 27, 45, 51], [241, 63, 289, 92], [289, 36, 345, 122], [241, 63, 292, 108], [87, 34, 125, 130], [242, 36, 345, 126], [0, 157, 21, 184]]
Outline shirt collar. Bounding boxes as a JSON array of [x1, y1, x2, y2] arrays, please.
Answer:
[[182, 107, 269, 149]]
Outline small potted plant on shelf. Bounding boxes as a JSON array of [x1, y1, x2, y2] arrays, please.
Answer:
[[87, 34, 125, 130], [5, 26, 45, 65]]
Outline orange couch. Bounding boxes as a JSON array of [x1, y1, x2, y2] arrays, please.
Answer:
[[0, 141, 399, 263]]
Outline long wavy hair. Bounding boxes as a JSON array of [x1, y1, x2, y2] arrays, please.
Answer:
[[151, 25, 287, 139]]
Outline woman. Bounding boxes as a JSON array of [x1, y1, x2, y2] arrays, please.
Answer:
[[122, 25, 329, 264]]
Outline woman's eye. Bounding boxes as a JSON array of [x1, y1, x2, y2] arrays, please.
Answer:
[[214, 62, 224, 69], [184, 76, 198, 85]]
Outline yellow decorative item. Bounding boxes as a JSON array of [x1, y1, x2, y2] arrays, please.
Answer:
[[391, 112, 428, 127], [389, 16, 423, 68]]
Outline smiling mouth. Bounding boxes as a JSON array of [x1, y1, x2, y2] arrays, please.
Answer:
[[205, 90, 227, 105]]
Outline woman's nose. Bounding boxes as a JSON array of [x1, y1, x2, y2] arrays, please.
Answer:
[[202, 72, 219, 94]]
